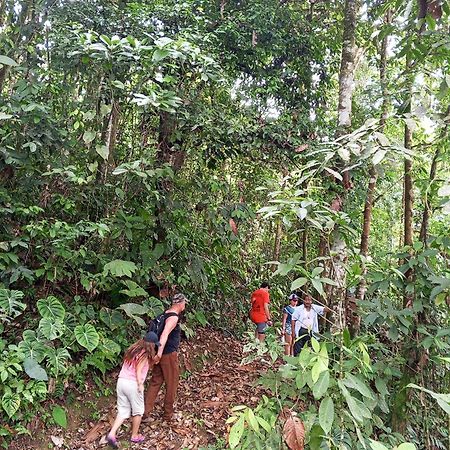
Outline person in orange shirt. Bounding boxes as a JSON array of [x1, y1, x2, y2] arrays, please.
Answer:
[[249, 282, 272, 341]]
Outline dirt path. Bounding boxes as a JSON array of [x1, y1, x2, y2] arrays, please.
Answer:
[[13, 329, 270, 450]]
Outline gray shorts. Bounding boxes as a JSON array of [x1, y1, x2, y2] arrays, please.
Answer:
[[256, 322, 268, 334], [116, 377, 144, 418]]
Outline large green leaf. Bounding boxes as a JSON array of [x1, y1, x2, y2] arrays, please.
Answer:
[[313, 369, 330, 399], [103, 259, 137, 277], [23, 357, 48, 381], [18, 339, 46, 363], [343, 373, 375, 400], [37, 296, 65, 321], [99, 307, 125, 330], [1, 392, 20, 418], [291, 277, 308, 291], [0, 55, 18, 66], [319, 396, 334, 434], [395, 444, 417, 450], [339, 381, 372, 424], [74, 324, 99, 352], [407, 383, 450, 415], [45, 347, 70, 376], [38, 318, 65, 340], [118, 303, 149, 327], [228, 415, 245, 449], [0, 289, 26, 319], [52, 406, 67, 428]]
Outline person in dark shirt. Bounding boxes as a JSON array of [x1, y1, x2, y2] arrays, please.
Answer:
[[281, 293, 299, 355], [143, 293, 187, 422]]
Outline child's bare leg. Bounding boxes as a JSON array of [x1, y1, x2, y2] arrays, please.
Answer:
[[131, 415, 142, 438], [108, 415, 126, 439]]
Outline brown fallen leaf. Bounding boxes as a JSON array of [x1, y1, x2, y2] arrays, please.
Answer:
[[200, 401, 229, 408], [283, 415, 305, 450]]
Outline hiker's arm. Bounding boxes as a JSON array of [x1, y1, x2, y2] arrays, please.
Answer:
[[136, 359, 146, 392], [264, 303, 271, 322], [281, 311, 287, 332], [154, 316, 178, 362]]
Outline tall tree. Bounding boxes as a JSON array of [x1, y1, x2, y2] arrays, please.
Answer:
[[354, 9, 392, 312], [327, 0, 360, 327]]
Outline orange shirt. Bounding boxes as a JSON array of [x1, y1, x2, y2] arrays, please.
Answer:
[[250, 288, 270, 323]]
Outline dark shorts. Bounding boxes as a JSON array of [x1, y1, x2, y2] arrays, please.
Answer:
[[255, 322, 268, 334]]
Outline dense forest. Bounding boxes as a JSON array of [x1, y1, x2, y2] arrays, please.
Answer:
[[0, 0, 449, 449]]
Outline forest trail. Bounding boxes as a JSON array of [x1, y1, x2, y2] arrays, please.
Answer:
[[11, 329, 269, 450]]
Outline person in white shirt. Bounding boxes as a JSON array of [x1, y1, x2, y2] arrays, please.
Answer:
[[291, 294, 331, 356]]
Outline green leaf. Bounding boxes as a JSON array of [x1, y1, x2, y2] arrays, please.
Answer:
[[1, 392, 20, 418], [245, 408, 259, 432], [370, 441, 387, 450], [375, 378, 388, 397], [311, 278, 325, 297], [343, 373, 375, 400], [18, 339, 46, 363], [74, 324, 100, 352], [0, 112, 13, 119], [291, 277, 308, 291], [436, 398, 450, 415], [0, 289, 26, 318], [152, 48, 170, 63], [103, 259, 137, 278], [395, 444, 416, 450], [52, 406, 67, 428], [118, 303, 149, 327], [256, 416, 271, 433], [313, 370, 330, 399], [311, 337, 320, 353], [23, 357, 48, 381], [228, 414, 245, 449], [45, 348, 70, 376], [38, 318, 65, 340], [339, 381, 371, 424], [83, 130, 96, 144], [99, 308, 125, 330], [311, 360, 325, 383], [96, 144, 109, 160], [319, 397, 334, 434], [406, 384, 450, 414], [37, 296, 65, 321], [324, 167, 343, 181], [0, 55, 18, 66]]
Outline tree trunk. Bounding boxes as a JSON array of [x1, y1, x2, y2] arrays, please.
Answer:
[[419, 148, 440, 245], [327, 0, 359, 324], [272, 220, 282, 267], [403, 118, 414, 308], [419, 105, 448, 245], [354, 9, 391, 310]]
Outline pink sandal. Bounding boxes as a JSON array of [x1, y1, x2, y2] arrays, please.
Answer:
[[130, 434, 145, 443]]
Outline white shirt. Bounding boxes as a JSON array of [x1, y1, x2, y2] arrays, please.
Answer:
[[291, 304, 325, 336]]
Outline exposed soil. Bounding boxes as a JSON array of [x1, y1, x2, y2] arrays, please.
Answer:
[[10, 328, 272, 450]]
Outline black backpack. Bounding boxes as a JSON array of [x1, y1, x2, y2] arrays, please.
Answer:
[[148, 312, 178, 338]]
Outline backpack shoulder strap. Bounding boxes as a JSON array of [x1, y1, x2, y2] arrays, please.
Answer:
[[164, 312, 179, 319]]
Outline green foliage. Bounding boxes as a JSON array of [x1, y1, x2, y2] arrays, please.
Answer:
[[74, 324, 100, 352], [0, 289, 26, 322], [23, 358, 48, 382], [52, 406, 67, 429]]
